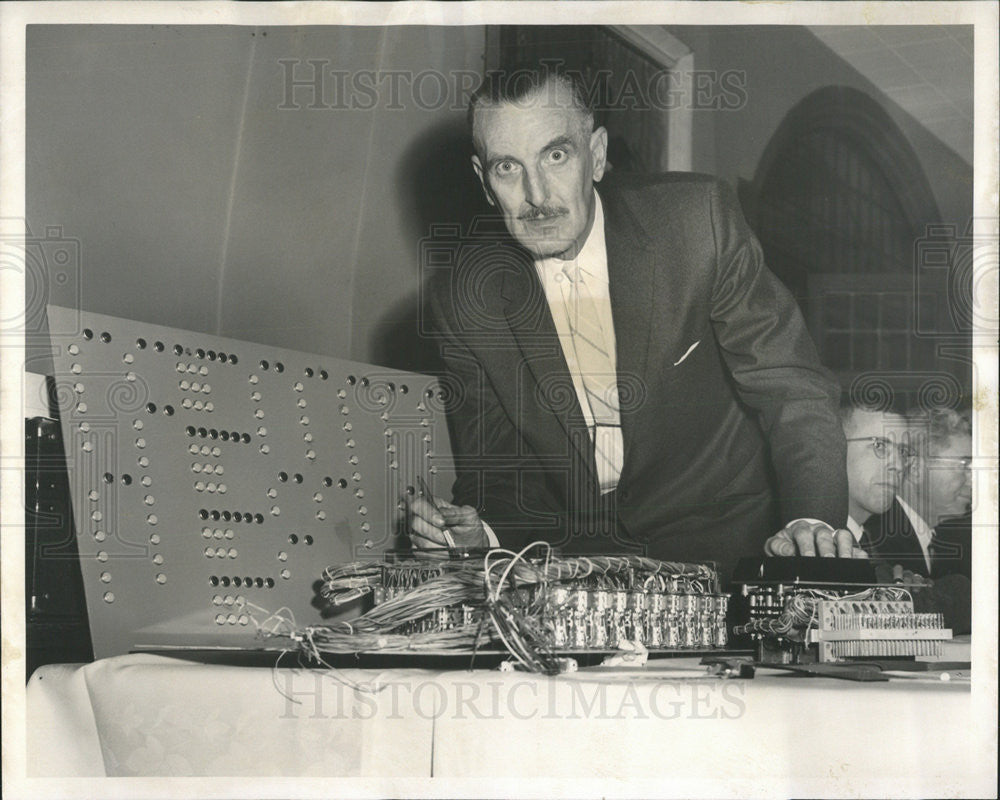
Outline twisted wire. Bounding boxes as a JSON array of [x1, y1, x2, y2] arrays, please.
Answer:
[[264, 544, 722, 672]]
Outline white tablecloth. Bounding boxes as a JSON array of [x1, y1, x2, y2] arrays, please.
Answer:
[[27, 653, 433, 777], [23, 652, 985, 795]]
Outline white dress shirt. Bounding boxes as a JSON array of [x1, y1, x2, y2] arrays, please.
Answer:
[[535, 191, 622, 493]]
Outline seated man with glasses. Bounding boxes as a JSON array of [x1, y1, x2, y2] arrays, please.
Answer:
[[865, 407, 973, 633], [765, 401, 972, 633], [764, 398, 909, 557], [866, 407, 972, 580]]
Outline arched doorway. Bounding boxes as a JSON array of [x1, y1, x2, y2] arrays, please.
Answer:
[[741, 86, 968, 408]]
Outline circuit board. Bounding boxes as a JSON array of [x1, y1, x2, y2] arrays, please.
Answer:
[[731, 557, 951, 664]]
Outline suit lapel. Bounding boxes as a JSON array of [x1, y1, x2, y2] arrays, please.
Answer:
[[887, 499, 932, 573], [898, 503, 930, 564], [499, 254, 595, 477], [601, 182, 656, 471]]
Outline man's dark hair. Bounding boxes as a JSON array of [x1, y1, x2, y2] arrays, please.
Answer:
[[838, 391, 907, 430], [467, 63, 596, 156], [838, 393, 870, 424]]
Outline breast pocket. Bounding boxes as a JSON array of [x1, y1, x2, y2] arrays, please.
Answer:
[[658, 333, 714, 387], [672, 340, 701, 367]]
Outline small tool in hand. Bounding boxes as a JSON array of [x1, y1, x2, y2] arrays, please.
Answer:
[[416, 474, 456, 549]]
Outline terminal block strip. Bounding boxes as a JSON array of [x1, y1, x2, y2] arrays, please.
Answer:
[[808, 600, 951, 661]]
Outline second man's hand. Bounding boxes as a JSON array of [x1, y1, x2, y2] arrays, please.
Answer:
[[874, 563, 931, 589], [407, 493, 488, 550], [763, 519, 869, 558]]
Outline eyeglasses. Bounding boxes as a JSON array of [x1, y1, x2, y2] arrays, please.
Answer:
[[846, 436, 917, 465], [926, 456, 973, 469]]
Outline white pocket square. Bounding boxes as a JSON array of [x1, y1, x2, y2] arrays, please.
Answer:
[[673, 340, 700, 366]]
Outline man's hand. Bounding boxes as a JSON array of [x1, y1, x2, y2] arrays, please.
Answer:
[[874, 563, 931, 590], [407, 494, 488, 550], [763, 519, 869, 558]]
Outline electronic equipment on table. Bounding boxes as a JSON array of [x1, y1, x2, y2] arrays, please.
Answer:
[[730, 557, 953, 666], [267, 548, 728, 674]]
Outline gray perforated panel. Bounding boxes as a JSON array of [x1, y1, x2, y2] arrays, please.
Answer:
[[46, 305, 456, 657]]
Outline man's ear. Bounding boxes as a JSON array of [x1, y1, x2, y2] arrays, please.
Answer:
[[590, 126, 609, 182], [904, 430, 925, 486], [470, 154, 495, 207]]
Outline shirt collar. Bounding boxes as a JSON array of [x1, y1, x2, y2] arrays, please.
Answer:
[[846, 515, 865, 544], [535, 189, 608, 286]]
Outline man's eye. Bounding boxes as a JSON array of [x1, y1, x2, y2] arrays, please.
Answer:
[[548, 149, 567, 163], [494, 161, 518, 176]]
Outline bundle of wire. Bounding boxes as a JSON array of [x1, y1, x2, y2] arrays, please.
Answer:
[[270, 544, 721, 675]]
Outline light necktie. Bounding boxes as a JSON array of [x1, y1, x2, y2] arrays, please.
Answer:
[[563, 264, 622, 494]]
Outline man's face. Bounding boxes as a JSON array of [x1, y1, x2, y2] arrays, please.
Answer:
[[470, 80, 608, 260], [844, 410, 909, 522], [924, 433, 972, 523]]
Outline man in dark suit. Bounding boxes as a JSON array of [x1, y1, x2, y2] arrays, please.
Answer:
[[866, 408, 972, 579], [864, 408, 972, 632], [409, 65, 849, 581]]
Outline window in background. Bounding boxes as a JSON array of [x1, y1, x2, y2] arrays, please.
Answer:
[[740, 86, 970, 407]]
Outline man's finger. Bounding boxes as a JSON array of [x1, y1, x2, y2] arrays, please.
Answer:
[[814, 527, 836, 557], [792, 526, 817, 557], [408, 496, 445, 527], [851, 547, 870, 559], [764, 532, 795, 556], [440, 505, 479, 525], [903, 570, 929, 587], [833, 528, 855, 558], [408, 517, 448, 548], [408, 528, 448, 550]]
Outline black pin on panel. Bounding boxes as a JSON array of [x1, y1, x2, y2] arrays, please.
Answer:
[[46, 305, 456, 658]]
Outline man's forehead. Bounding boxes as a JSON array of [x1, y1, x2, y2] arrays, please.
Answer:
[[474, 86, 589, 148], [934, 433, 972, 457], [847, 409, 906, 436]]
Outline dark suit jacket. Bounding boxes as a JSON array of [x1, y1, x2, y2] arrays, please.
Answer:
[[428, 172, 847, 581], [934, 513, 972, 579], [863, 500, 931, 577], [866, 500, 971, 579]]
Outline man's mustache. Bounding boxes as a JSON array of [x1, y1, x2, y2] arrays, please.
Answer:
[[518, 206, 569, 221]]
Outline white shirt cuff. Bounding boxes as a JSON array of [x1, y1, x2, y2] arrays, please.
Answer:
[[787, 518, 836, 531], [481, 520, 500, 548]]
